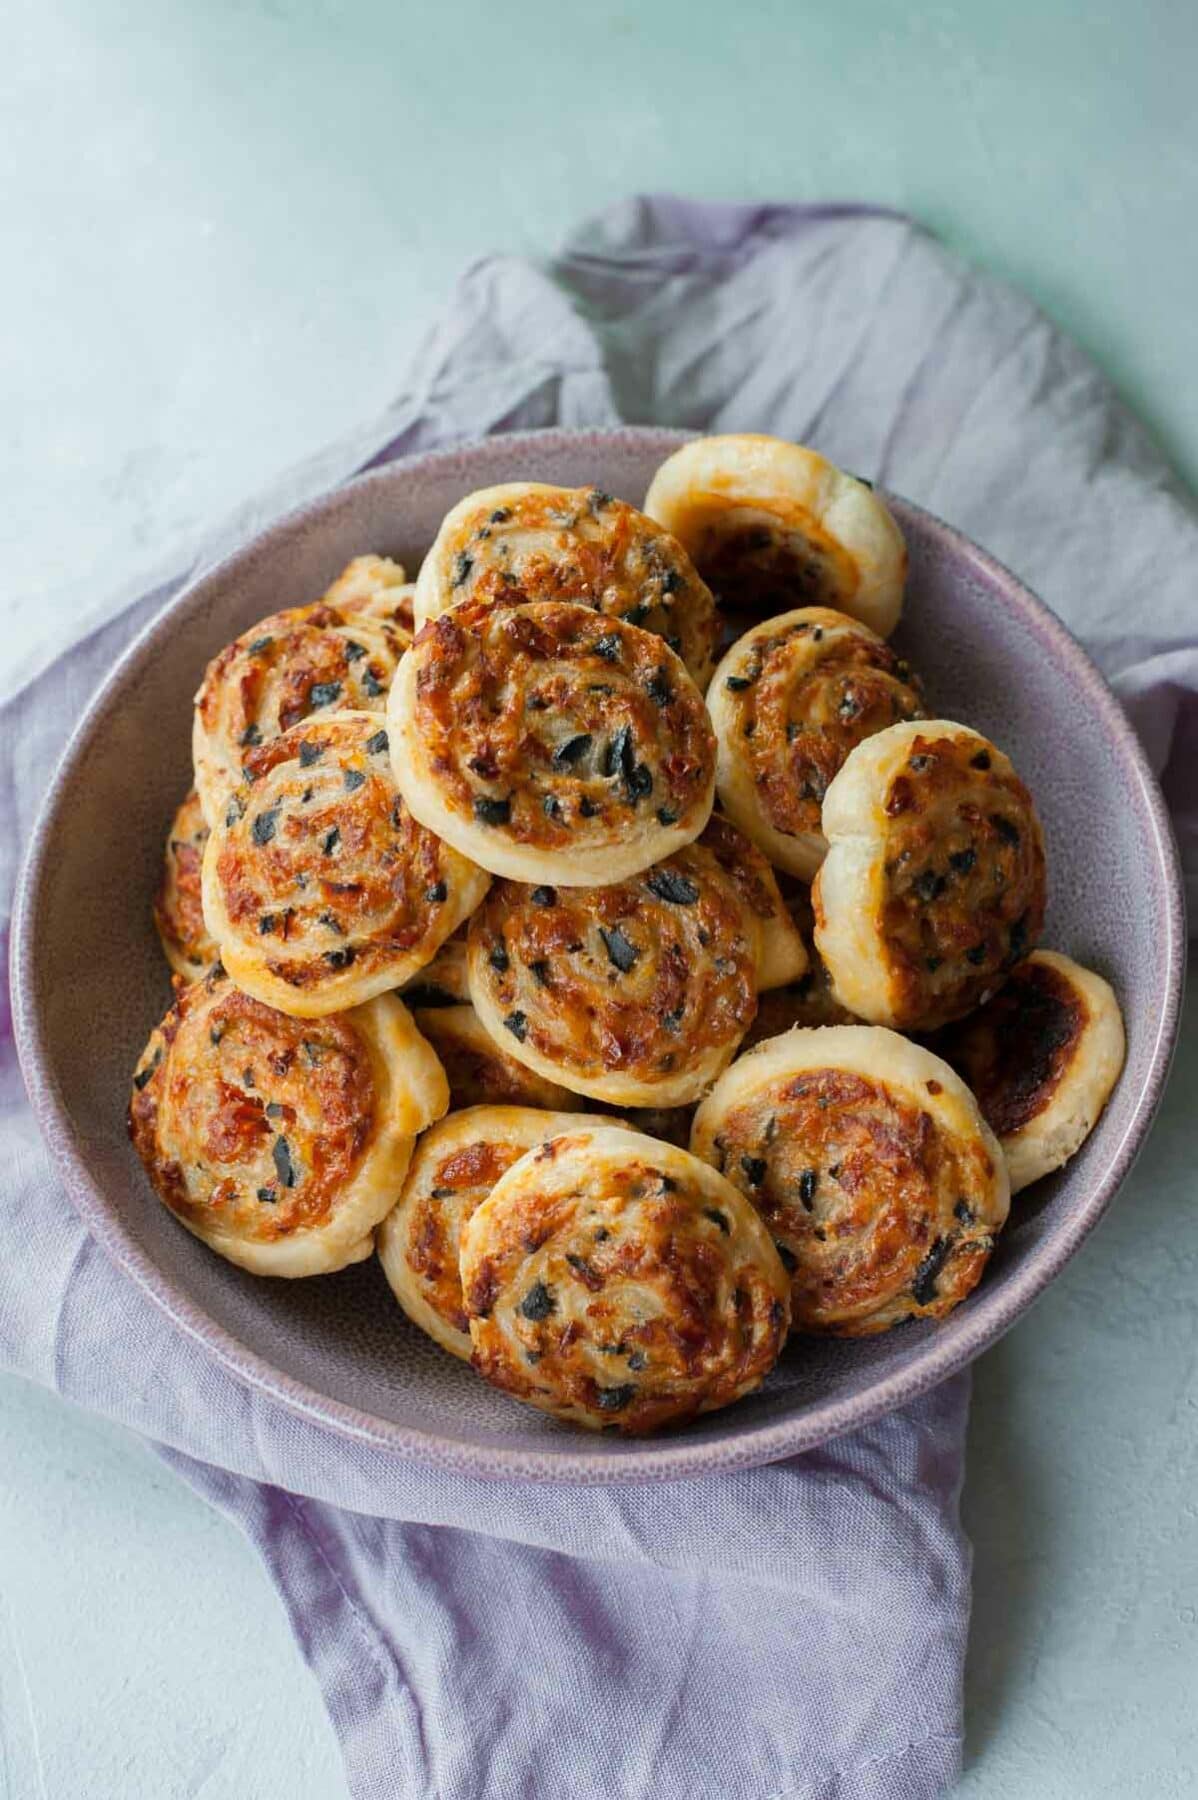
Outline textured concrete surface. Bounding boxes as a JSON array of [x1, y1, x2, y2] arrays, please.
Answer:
[[2, 1, 1196, 1795]]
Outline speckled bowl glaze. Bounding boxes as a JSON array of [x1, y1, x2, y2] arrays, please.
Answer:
[[12, 428, 1185, 1483]]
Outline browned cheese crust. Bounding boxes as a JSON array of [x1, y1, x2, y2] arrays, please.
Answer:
[[461, 1129, 790, 1432], [153, 788, 218, 977], [412, 1005, 585, 1112]]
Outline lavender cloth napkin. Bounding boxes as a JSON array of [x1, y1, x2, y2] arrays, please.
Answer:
[[2, 198, 1196, 1800]]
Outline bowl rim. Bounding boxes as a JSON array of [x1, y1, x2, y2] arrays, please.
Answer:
[[11, 424, 1187, 1484]]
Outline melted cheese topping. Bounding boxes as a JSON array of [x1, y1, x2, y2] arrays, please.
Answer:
[[192, 601, 410, 827], [128, 972, 447, 1275], [708, 607, 926, 878], [413, 483, 719, 688], [201, 710, 490, 1017], [388, 598, 716, 885], [461, 1126, 790, 1433], [153, 788, 218, 979], [691, 1025, 1009, 1334], [465, 840, 760, 1107]]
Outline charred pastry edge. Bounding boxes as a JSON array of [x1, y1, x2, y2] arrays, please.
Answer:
[[129, 985, 449, 1278], [463, 863, 761, 1109], [410, 480, 719, 689], [387, 602, 717, 887], [708, 606, 922, 881], [377, 1103, 606, 1360], [199, 709, 491, 1020], [690, 1022, 1011, 1329], [411, 1003, 588, 1112], [459, 1124, 791, 1432], [642, 434, 907, 639], [954, 950, 1126, 1194], [812, 718, 1045, 1030], [190, 606, 404, 830]]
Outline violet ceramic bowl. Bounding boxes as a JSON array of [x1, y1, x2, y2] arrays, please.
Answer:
[[13, 428, 1185, 1483]]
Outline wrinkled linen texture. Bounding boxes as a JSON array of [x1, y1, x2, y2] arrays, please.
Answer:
[[2, 198, 1195, 1800]]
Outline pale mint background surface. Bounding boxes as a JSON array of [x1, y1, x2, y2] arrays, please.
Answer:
[[2, 2, 1196, 1796]]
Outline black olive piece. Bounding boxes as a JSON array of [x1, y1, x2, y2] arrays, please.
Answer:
[[588, 489, 612, 511], [322, 826, 341, 855], [704, 1208, 730, 1235], [599, 926, 638, 973], [725, 674, 753, 692], [775, 1241, 797, 1273], [656, 806, 679, 826], [248, 636, 273, 655], [990, 814, 1021, 846], [541, 794, 562, 820], [552, 734, 593, 770], [529, 961, 550, 987], [798, 1168, 817, 1209], [603, 725, 633, 779], [970, 750, 992, 770], [594, 634, 621, 663], [909, 755, 931, 772], [344, 640, 367, 662], [343, 768, 367, 792], [258, 913, 278, 935], [319, 910, 342, 934], [965, 944, 988, 965], [308, 681, 343, 709], [517, 1280, 555, 1321], [625, 763, 653, 801], [272, 1136, 297, 1188], [365, 728, 389, 755], [132, 1049, 162, 1090], [646, 870, 700, 905], [661, 1005, 685, 1033], [425, 881, 448, 903], [489, 942, 509, 973], [430, 1187, 455, 1200], [265, 1101, 285, 1119], [914, 869, 947, 903], [622, 603, 649, 628], [953, 1200, 975, 1224], [298, 739, 322, 768], [949, 847, 977, 874], [256, 1187, 277, 1203], [490, 506, 511, 524], [224, 796, 244, 828], [243, 1068, 255, 1087], [362, 669, 384, 699], [239, 722, 262, 748], [209, 1025, 225, 1046], [596, 1384, 636, 1411], [504, 1011, 528, 1041], [323, 946, 357, 969], [593, 1226, 610, 1241], [579, 796, 599, 818], [741, 1155, 767, 1186], [529, 885, 557, 907], [452, 552, 473, 588], [646, 669, 671, 706], [251, 807, 280, 845], [912, 1237, 952, 1305], [473, 796, 511, 826], [626, 1350, 648, 1372]]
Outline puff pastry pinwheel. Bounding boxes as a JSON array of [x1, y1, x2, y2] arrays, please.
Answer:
[[699, 813, 808, 990], [412, 482, 719, 688], [399, 925, 470, 1005], [377, 1104, 596, 1359], [707, 607, 926, 879], [934, 950, 1125, 1194], [464, 842, 761, 1108], [691, 1025, 1009, 1334], [643, 435, 906, 636], [388, 599, 716, 885], [460, 1125, 791, 1431], [192, 601, 409, 826], [411, 1003, 585, 1112], [201, 711, 490, 1017], [318, 554, 415, 634], [128, 969, 447, 1276], [813, 720, 1046, 1031], [153, 788, 218, 979]]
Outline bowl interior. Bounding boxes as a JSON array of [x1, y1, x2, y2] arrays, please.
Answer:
[[15, 427, 1183, 1481]]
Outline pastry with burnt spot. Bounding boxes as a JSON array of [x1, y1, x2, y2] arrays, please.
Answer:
[[934, 950, 1125, 1193], [691, 1024, 1009, 1334], [465, 842, 760, 1108], [460, 1125, 790, 1432], [201, 711, 490, 1018], [192, 600, 409, 826], [129, 969, 447, 1276], [412, 1003, 585, 1112], [413, 482, 719, 688], [377, 1104, 602, 1360], [153, 788, 218, 979], [708, 607, 926, 879], [388, 598, 716, 885], [813, 719, 1047, 1031], [643, 435, 906, 637]]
